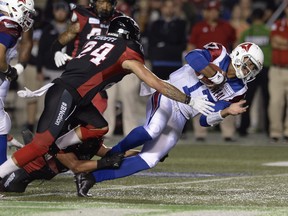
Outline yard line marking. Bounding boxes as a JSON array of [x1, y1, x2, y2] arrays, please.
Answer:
[[263, 161, 288, 166], [92, 173, 288, 191]]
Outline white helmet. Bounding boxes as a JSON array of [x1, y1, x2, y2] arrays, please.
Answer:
[[0, 0, 35, 32], [230, 42, 264, 83]]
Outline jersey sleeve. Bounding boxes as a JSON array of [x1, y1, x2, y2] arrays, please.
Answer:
[[199, 100, 231, 127], [0, 32, 16, 48], [119, 46, 145, 65], [185, 49, 211, 72]]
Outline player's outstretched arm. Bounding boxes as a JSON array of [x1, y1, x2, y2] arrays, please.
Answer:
[[220, 100, 248, 117], [122, 60, 215, 115]]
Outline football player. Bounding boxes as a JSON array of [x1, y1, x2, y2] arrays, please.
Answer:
[[0, 0, 35, 164], [75, 42, 264, 196], [0, 16, 213, 195], [52, 0, 124, 114], [51, 0, 123, 195], [0, 136, 126, 193]]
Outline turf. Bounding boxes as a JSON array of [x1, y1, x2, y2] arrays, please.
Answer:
[[2, 133, 288, 216]]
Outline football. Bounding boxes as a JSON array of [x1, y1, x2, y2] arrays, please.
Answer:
[[195, 63, 226, 88]]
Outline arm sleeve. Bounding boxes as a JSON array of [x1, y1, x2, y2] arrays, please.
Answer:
[[0, 32, 16, 48], [185, 49, 211, 72], [199, 100, 231, 127]]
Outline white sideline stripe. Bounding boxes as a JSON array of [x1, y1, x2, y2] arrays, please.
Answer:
[[262, 161, 288, 167]]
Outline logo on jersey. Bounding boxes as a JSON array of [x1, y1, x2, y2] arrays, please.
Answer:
[[55, 102, 68, 126], [240, 43, 253, 52], [89, 17, 100, 24]]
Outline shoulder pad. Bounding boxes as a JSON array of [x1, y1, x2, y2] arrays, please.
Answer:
[[0, 17, 22, 38]]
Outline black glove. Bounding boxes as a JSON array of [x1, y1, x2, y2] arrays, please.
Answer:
[[97, 153, 124, 169], [5, 65, 18, 81]]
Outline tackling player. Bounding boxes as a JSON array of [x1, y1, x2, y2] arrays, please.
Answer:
[[51, 0, 124, 195], [0, 136, 126, 194], [0, 0, 35, 164], [76, 42, 264, 195], [52, 0, 124, 113], [0, 16, 214, 194]]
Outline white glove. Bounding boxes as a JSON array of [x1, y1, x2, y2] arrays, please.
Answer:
[[13, 63, 24, 75], [54, 51, 72, 68], [189, 95, 215, 116], [17, 87, 34, 98], [17, 83, 54, 98]]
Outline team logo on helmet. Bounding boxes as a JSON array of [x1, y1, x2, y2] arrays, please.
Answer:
[[240, 43, 253, 52]]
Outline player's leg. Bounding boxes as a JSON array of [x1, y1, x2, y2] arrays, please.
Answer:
[[0, 108, 11, 165], [0, 84, 76, 178], [55, 103, 109, 150], [108, 92, 172, 154], [77, 102, 187, 196], [0, 135, 7, 165]]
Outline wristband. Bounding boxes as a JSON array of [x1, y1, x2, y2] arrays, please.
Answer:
[[206, 110, 224, 126], [184, 95, 191, 104], [208, 71, 224, 84], [19, 62, 27, 69]]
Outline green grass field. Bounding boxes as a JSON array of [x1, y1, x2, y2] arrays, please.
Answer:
[[1, 133, 288, 216]]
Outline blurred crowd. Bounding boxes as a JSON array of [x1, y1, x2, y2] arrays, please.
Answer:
[[8, 0, 288, 143]]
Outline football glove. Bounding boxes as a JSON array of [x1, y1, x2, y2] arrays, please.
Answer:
[[5, 65, 18, 81], [54, 51, 72, 68], [189, 95, 215, 116]]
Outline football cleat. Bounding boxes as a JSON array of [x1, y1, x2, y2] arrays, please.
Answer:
[[74, 173, 95, 197]]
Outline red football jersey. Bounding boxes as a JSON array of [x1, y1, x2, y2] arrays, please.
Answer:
[[56, 35, 144, 106]]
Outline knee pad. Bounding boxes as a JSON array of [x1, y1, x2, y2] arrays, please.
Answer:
[[80, 125, 108, 140], [144, 123, 162, 139]]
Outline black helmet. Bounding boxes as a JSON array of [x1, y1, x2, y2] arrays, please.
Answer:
[[90, 0, 117, 19], [107, 16, 140, 42]]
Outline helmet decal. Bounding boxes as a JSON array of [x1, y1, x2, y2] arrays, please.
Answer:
[[240, 43, 253, 52]]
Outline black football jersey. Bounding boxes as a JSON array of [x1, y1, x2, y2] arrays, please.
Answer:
[[70, 4, 124, 57], [57, 35, 144, 105]]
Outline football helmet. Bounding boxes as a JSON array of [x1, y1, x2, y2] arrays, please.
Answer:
[[107, 16, 140, 42], [0, 0, 35, 32], [90, 0, 117, 19], [230, 42, 264, 83]]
